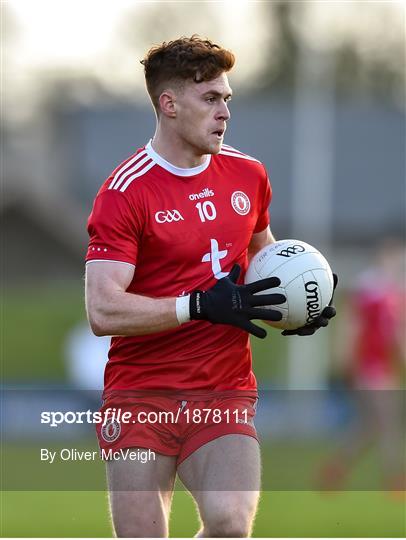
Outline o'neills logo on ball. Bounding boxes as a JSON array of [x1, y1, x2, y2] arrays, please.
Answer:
[[101, 418, 121, 443], [231, 191, 250, 215], [305, 280, 321, 323]]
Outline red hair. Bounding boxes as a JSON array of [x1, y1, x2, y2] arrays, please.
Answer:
[[141, 35, 235, 109]]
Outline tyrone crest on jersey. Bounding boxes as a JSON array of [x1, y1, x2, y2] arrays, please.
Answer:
[[231, 191, 251, 216], [101, 418, 121, 443]]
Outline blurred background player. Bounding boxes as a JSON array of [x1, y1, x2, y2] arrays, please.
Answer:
[[64, 321, 109, 415], [319, 237, 405, 494], [65, 320, 109, 392]]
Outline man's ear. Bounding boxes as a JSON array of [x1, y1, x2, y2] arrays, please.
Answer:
[[158, 91, 177, 118]]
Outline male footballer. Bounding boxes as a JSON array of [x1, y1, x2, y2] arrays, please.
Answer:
[[85, 36, 336, 537]]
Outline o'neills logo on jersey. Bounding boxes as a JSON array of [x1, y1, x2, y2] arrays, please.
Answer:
[[101, 418, 121, 443], [188, 188, 214, 201], [231, 191, 251, 215], [305, 280, 321, 323]]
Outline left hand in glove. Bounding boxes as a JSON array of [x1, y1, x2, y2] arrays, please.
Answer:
[[281, 273, 338, 336]]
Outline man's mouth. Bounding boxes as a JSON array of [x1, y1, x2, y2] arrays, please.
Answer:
[[212, 129, 225, 139]]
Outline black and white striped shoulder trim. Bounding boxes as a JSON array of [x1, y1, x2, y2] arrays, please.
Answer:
[[219, 144, 260, 163], [108, 150, 155, 192]]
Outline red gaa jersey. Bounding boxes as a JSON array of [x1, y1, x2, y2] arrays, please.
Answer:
[[86, 141, 272, 394], [351, 269, 402, 387]]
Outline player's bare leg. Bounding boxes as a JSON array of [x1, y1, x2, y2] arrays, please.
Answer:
[[177, 434, 261, 537], [106, 449, 177, 538]]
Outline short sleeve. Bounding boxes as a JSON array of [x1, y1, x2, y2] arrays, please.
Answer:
[[86, 190, 142, 265], [254, 165, 272, 233]]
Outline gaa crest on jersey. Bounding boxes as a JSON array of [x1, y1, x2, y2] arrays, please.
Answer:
[[231, 191, 250, 215], [155, 210, 184, 223], [101, 418, 121, 443]]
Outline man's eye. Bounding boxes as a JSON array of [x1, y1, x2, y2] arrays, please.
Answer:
[[206, 97, 215, 103]]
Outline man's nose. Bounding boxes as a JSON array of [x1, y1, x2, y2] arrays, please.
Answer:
[[216, 101, 231, 121]]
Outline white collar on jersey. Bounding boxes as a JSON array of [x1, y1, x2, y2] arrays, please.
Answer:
[[145, 140, 211, 177]]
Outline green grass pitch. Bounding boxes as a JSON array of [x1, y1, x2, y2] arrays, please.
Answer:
[[2, 489, 405, 537]]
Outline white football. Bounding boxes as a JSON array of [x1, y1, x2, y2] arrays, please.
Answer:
[[245, 239, 334, 330]]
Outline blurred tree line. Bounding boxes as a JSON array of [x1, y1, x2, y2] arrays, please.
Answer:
[[3, 0, 404, 119], [116, 1, 404, 107], [259, 2, 404, 105]]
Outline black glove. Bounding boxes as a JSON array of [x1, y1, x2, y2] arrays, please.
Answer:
[[190, 264, 286, 339], [281, 273, 338, 336]]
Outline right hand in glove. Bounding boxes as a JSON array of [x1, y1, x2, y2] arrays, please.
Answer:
[[189, 264, 286, 339]]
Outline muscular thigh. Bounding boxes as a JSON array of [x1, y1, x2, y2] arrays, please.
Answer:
[[107, 449, 177, 535], [177, 434, 260, 492], [177, 434, 261, 528]]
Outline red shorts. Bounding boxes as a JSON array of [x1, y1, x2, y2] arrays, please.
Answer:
[[96, 392, 258, 465]]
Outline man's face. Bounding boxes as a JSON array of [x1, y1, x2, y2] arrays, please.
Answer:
[[172, 72, 232, 155]]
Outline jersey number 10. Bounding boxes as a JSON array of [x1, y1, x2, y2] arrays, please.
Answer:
[[196, 201, 217, 222]]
